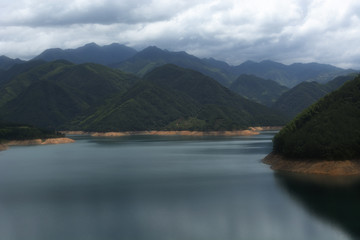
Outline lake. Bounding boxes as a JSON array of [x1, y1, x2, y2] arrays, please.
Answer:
[[0, 131, 357, 240]]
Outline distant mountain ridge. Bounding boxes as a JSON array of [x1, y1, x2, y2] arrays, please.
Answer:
[[116, 46, 233, 86], [272, 74, 357, 118], [116, 47, 356, 87], [230, 60, 355, 87], [1, 42, 357, 88], [33, 42, 138, 66], [0, 55, 25, 70]]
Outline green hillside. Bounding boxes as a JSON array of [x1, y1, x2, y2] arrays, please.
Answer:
[[76, 80, 201, 131], [144, 65, 286, 128], [0, 122, 63, 142], [77, 64, 286, 131], [273, 75, 360, 160], [273, 74, 356, 118], [229, 74, 288, 106], [0, 61, 139, 128]]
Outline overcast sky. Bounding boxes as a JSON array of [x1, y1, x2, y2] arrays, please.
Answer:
[[1, 0, 360, 68]]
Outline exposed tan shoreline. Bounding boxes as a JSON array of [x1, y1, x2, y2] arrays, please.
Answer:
[[62, 126, 282, 137], [0, 144, 8, 151], [90, 130, 261, 137], [263, 153, 360, 176], [0, 137, 75, 151]]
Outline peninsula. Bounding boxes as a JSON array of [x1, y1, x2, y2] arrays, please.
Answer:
[[264, 75, 360, 176]]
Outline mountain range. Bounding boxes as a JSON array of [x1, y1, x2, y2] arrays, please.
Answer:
[[1, 43, 356, 88], [0, 61, 286, 131], [0, 42, 358, 133]]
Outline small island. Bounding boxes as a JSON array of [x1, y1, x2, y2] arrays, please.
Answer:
[[264, 75, 360, 176]]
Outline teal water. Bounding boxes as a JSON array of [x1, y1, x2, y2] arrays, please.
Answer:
[[0, 131, 356, 240]]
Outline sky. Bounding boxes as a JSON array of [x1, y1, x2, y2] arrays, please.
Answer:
[[1, 0, 360, 69]]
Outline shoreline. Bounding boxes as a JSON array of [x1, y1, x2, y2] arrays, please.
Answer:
[[263, 153, 360, 176], [62, 126, 282, 137], [0, 137, 75, 151]]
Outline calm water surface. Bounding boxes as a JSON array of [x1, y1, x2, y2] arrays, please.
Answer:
[[0, 131, 357, 240]]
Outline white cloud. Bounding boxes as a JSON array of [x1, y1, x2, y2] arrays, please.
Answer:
[[0, 0, 360, 69]]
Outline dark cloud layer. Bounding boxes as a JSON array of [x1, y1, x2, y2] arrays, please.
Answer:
[[1, 0, 360, 69]]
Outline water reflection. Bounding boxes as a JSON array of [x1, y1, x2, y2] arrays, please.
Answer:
[[275, 173, 360, 240]]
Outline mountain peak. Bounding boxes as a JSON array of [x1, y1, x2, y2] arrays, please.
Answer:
[[82, 42, 100, 48], [33, 43, 137, 65]]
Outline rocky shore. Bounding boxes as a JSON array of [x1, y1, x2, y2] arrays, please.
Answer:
[[263, 153, 360, 176]]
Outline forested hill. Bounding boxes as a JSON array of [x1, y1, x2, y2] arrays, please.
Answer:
[[229, 74, 289, 107], [0, 61, 139, 129], [273, 75, 360, 160], [76, 64, 286, 131]]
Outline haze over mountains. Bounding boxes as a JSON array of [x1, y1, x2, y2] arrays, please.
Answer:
[[1, 43, 356, 88], [272, 74, 357, 118], [0, 42, 358, 131]]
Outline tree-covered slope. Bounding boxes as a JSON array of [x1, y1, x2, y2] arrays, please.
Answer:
[[76, 80, 201, 131], [0, 61, 139, 128], [273, 74, 356, 118], [144, 64, 286, 128], [0, 122, 63, 142], [273, 75, 360, 160], [77, 64, 286, 131], [229, 74, 288, 106], [0, 60, 46, 87]]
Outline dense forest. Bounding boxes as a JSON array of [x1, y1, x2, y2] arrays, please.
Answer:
[[273, 75, 360, 160]]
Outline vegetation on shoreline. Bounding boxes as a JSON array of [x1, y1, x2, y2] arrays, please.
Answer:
[[0, 122, 64, 143], [273, 75, 360, 160]]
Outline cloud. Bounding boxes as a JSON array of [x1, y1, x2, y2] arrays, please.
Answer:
[[0, 0, 360, 69]]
